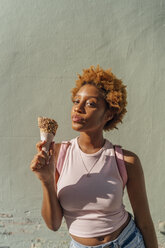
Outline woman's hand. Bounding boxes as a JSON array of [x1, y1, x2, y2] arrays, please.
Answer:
[[30, 140, 55, 184]]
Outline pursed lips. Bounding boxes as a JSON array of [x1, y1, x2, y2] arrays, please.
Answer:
[[72, 115, 85, 122]]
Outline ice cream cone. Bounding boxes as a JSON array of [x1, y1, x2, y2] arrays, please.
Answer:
[[38, 116, 58, 153], [40, 130, 55, 153]]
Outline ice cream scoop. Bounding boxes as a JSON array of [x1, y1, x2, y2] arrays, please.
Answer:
[[38, 116, 58, 153]]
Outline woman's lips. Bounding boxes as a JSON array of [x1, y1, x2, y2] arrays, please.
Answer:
[[72, 115, 84, 123]]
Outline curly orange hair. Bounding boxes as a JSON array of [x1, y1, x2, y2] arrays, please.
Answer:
[[71, 65, 127, 131]]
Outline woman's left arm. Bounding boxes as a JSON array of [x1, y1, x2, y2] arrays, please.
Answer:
[[123, 149, 158, 248]]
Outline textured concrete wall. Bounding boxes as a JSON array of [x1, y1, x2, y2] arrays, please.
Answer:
[[0, 0, 165, 247]]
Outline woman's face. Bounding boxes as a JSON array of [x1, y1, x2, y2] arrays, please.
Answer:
[[71, 84, 111, 133]]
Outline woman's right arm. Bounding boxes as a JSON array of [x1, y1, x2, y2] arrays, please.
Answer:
[[30, 141, 63, 231]]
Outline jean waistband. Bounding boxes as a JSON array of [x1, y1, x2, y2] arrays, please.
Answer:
[[70, 213, 136, 248]]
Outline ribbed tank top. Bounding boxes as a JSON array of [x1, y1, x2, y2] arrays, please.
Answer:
[[57, 137, 129, 238]]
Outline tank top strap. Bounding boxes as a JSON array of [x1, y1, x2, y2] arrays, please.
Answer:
[[114, 145, 128, 189], [56, 141, 71, 174]]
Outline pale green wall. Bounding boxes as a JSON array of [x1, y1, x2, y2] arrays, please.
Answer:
[[0, 0, 165, 247]]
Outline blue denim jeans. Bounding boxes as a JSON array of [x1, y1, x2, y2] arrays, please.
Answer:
[[69, 214, 145, 248]]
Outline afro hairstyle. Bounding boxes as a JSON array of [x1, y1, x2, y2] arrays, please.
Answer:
[[71, 65, 127, 131]]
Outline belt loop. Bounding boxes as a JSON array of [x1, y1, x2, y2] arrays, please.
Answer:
[[114, 243, 120, 248], [103, 243, 120, 248], [103, 244, 113, 248]]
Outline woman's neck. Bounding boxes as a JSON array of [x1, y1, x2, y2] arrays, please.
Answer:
[[78, 132, 105, 153]]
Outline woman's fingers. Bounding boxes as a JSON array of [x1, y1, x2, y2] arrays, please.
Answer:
[[31, 163, 43, 171], [49, 142, 55, 167], [30, 150, 49, 171], [37, 153, 47, 164], [31, 141, 56, 172], [36, 140, 47, 152], [31, 160, 45, 171], [49, 142, 55, 156]]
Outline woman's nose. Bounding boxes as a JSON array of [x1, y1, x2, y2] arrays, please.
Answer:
[[74, 103, 84, 113]]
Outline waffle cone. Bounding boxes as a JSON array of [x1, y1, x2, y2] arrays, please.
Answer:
[[40, 131, 54, 153], [38, 116, 58, 153]]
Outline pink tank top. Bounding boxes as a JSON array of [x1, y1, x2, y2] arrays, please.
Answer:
[[56, 137, 129, 238]]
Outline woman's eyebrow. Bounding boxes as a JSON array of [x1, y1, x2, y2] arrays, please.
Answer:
[[75, 95, 99, 100]]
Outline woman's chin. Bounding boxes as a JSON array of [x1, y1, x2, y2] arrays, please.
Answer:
[[72, 122, 85, 131]]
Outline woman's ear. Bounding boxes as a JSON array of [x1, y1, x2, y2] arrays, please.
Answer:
[[108, 113, 114, 121], [105, 110, 113, 122]]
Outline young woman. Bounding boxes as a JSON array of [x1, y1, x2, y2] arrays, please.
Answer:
[[30, 66, 158, 248]]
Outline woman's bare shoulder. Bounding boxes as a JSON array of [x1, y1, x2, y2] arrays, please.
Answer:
[[122, 149, 139, 165], [122, 148, 144, 179]]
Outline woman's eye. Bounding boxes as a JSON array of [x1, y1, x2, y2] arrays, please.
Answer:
[[73, 99, 79, 104], [87, 101, 96, 107], [72, 99, 97, 107]]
